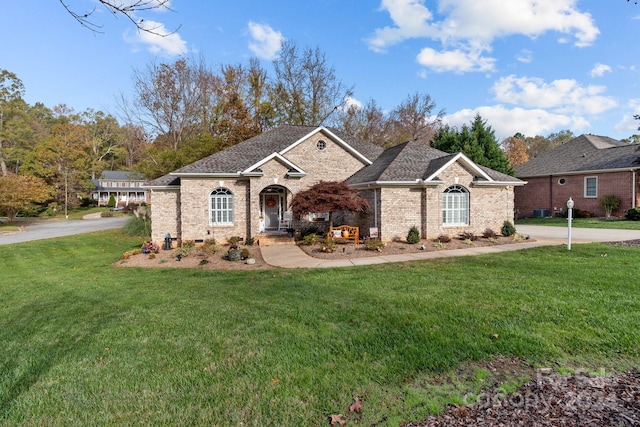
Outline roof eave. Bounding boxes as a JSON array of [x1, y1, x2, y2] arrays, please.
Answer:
[[516, 166, 640, 179]]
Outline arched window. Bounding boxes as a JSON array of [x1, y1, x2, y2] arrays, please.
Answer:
[[210, 188, 234, 226], [442, 185, 469, 226]]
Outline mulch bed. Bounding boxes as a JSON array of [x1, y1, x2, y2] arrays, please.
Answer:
[[408, 369, 640, 426]]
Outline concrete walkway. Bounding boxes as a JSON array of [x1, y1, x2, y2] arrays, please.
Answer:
[[259, 225, 640, 269]]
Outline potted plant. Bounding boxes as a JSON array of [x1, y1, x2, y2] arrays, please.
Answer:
[[226, 244, 242, 261]]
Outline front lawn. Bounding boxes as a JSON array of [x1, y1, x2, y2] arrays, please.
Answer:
[[516, 216, 640, 229], [0, 231, 638, 426]]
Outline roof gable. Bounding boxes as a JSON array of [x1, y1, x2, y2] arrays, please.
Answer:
[[347, 141, 523, 187], [170, 125, 383, 177]]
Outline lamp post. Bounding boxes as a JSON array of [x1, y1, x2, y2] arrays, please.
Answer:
[[567, 197, 574, 250]]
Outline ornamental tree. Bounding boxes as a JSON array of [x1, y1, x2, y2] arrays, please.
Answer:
[[0, 174, 51, 221], [289, 181, 369, 229]]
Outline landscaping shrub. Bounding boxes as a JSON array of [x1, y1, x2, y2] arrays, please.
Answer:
[[227, 236, 241, 244], [107, 194, 116, 208], [600, 194, 621, 218], [302, 233, 319, 246], [101, 211, 114, 218], [363, 238, 385, 252], [626, 207, 640, 221], [406, 226, 420, 244], [245, 236, 255, 246], [459, 231, 478, 241], [501, 221, 516, 237], [201, 239, 220, 254], [300, 225, 320, 238], [483, 228, 498, 239], [435, 234, 451, 243], [321, 239, 336, 253]]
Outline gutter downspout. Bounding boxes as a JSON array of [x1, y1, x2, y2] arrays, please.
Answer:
[[549, 175, 553, 214], [633, 170, 637, 209]]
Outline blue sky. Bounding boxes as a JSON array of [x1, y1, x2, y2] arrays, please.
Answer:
[[2, 0, 639, 141]]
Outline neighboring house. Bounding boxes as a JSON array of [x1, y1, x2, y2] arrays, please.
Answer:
[[91, 171, 150, 207], [515, 134, 640, 218], [144, 125, 523, 244]]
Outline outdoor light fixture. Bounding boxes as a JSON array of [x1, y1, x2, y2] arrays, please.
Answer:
[[567, 197, 574, 250]]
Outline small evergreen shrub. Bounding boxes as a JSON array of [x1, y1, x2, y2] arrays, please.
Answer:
[[501, 221, 516, 237], [240, 248, 250, 259], [406, 226, 420, 244], [201, 239, 220, 254], [107, 194, 116, 208], [227, 236, 241, 244], [626, 207, 640, 221]]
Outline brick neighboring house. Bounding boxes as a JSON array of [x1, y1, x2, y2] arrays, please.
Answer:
[[91, 171, 150, 207], [144, 125, 524, 244], [515, 134, 640, 218]]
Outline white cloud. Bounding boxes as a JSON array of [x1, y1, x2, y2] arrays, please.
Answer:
[[416, 47, 495, 73], [368, 0, 599, 73], [492, 75, 617, 115], [343, 96, 363, 110], [124, 20, 187, 56], [516, 49, 533, 64], [247, 22, 284, 60], [590, 63, 612, 78], [444, 105, 589, 140], [614, 99, 640, 133]]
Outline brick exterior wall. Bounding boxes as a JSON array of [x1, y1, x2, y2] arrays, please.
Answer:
[[357, 162, 514, 241], [150, 189, 180, 245], [150, 131, 371, 244], [515, 171, 638, 218]]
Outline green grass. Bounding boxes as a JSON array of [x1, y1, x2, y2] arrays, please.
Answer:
[[516, 216, 640, 229], [1, 231, 639, 426]]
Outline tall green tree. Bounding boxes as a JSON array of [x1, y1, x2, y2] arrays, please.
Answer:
[[432, 114, 514, 175]]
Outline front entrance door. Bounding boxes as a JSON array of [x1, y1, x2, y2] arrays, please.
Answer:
[[263, 194, 281, 230]]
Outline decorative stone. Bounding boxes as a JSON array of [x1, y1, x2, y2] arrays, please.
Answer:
[[245, 258, 256, 265]]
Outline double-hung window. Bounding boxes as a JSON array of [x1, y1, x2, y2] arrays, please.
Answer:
[[442, 185, 469, 226], [584, 176, 597, 198], [210, 188, 234, 225]]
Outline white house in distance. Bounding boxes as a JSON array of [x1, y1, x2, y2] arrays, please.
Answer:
[[91, 170, 150, 207]]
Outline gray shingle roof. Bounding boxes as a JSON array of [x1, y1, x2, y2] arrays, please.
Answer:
[[515, 134, 639, 177], [169, 125, 383, 175], [347, 141, 523, 185]]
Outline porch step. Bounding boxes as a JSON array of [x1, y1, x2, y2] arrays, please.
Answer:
[[258, 234, 296, 246]]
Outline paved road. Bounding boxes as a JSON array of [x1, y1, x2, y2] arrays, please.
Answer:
[[0, 217, 129, 245], [516, 224, 640, 244]]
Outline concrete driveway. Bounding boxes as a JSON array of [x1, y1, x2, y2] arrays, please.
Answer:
[[0, 217, 129, 245], [515, 224, 640, 244]]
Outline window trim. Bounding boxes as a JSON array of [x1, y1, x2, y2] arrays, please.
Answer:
[[209, 187, 234, 226], [584, 176, 598, 198], [442, 185, 469, 226]]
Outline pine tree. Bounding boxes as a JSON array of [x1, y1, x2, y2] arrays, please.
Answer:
[[431, 114, 514, 176]]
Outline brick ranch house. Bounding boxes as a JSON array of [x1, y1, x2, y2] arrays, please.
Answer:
[[144, 125, 524, 244], [515, 134, 640, 218]]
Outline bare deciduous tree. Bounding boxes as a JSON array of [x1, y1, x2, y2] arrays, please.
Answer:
[[59, 0, 178, 35], [272, 41, 353, 126]]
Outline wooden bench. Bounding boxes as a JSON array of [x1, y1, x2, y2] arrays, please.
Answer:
[[328, 225, 359, 245]]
